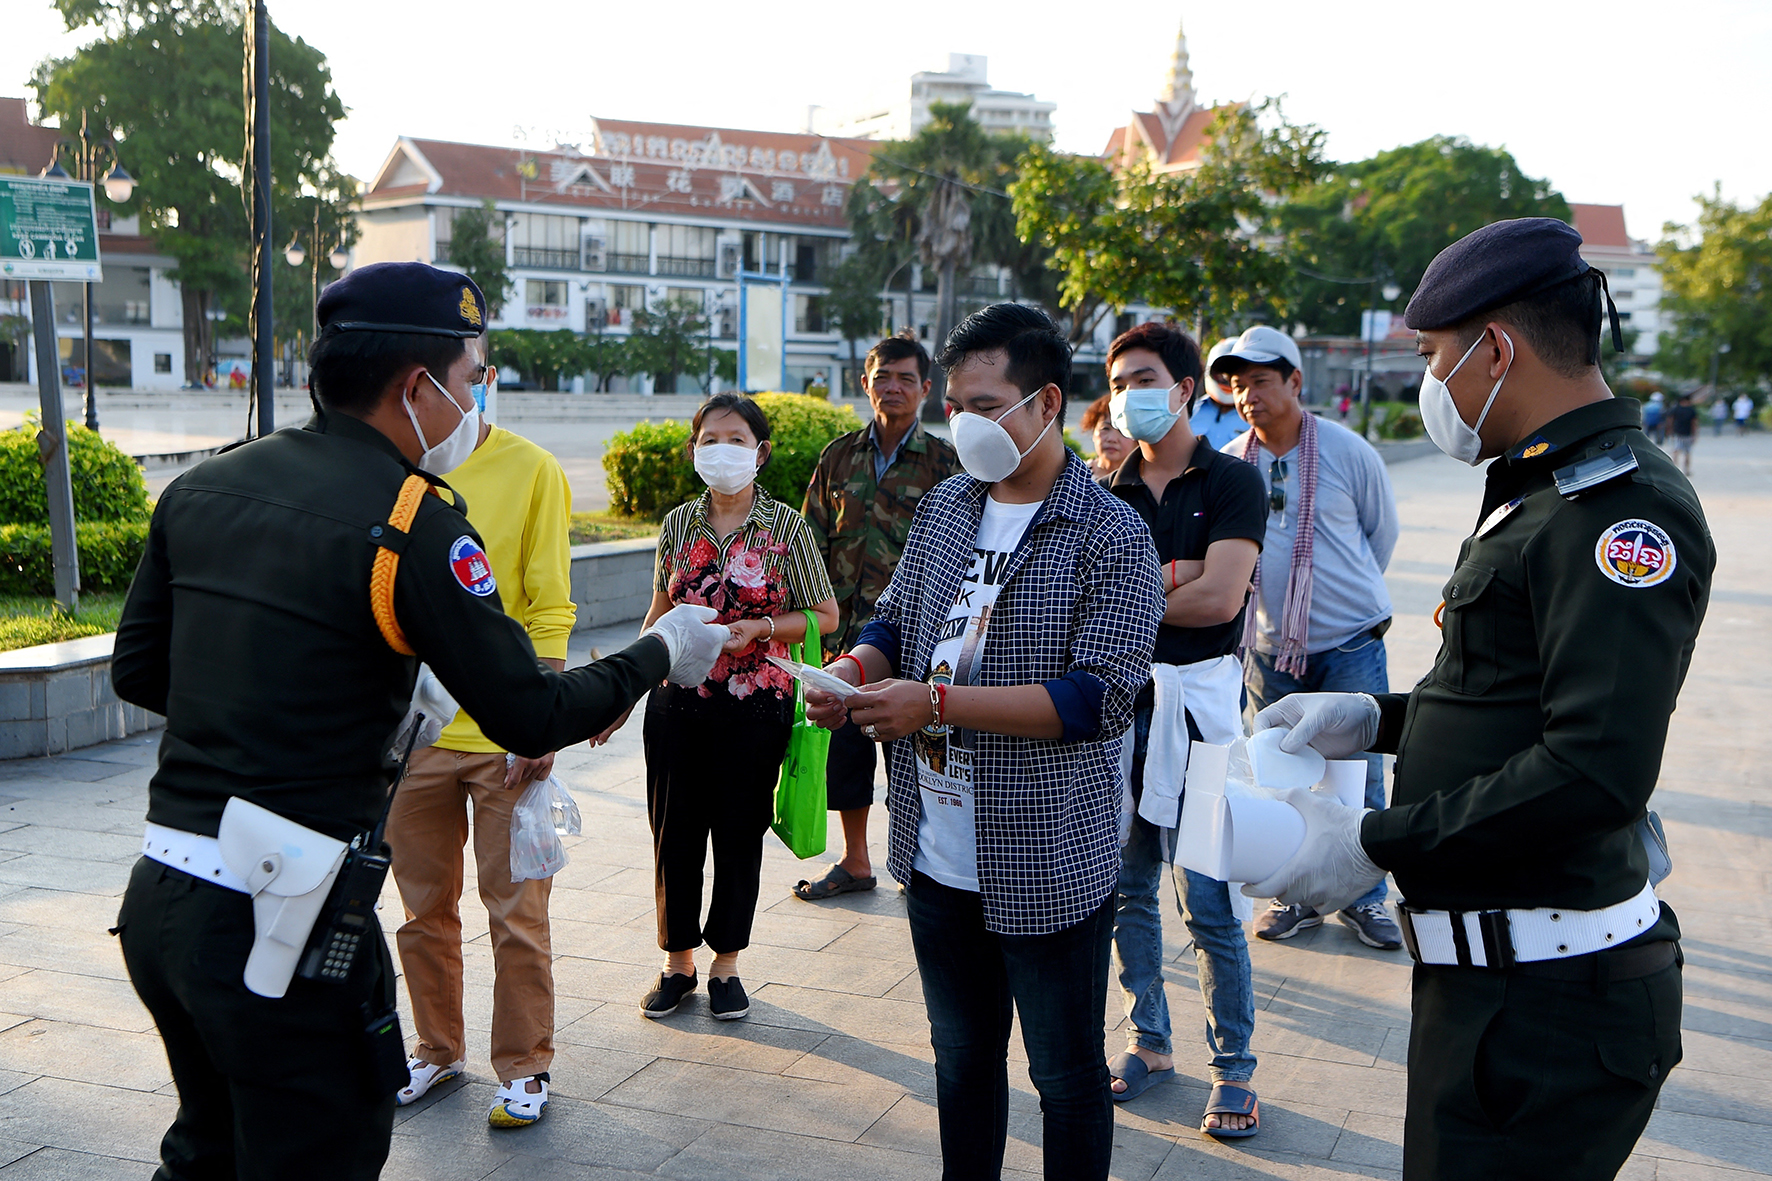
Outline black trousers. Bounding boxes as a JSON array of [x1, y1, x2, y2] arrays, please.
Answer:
[[1404, 941, 1682, 1180], [117, 858, 398, 1181], [643, 685, 791, 954]]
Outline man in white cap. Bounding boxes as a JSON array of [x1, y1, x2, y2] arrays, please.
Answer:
[[1211, 325, 1402, 951], [1188, 338, 1248, 451]]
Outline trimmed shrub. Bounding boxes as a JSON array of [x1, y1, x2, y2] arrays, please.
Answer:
[[602, 394, 860, 520], [0, 422, 151, 526], [0, 520, 151, 595]]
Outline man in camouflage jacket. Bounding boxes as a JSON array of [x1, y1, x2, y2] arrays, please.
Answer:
[[795, 331, 958, 902]]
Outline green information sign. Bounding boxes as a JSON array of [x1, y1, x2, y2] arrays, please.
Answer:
[[0, 175, 103, 282]]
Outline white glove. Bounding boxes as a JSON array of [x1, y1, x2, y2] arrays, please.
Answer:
[[390, 664, 459, 758], [1242, 787, 1385, 914], [641, 604, 729, 686], [1253, 692, 1380, 760]]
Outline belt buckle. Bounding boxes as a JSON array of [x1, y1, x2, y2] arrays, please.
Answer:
[[1476, 910, 1516, 970], [1395, 903, 1423, 963]]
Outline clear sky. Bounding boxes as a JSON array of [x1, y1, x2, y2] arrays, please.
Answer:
[[7, 0, 1768, 241]]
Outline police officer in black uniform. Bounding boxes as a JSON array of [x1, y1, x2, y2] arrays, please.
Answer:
[[110, 263, 729, 1179], [1244, 219, 1713, 1180]]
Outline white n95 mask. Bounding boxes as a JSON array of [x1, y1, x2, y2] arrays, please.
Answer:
[[694, 443, 761, 495], [407, 372, 481, 475], [1420, 329, 1512, 466], [950, 389, 1054, 483]]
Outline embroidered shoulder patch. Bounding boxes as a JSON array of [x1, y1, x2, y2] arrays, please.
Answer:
[[1594, 519, 1676, 588], [449, 536, 497, 596]]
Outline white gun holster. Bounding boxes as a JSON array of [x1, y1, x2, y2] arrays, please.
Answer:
[[217, 797, 350, 999]]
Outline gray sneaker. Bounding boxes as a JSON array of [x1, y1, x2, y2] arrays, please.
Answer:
[[1339, 902, 1404, 950], [1254, 901, 1322, 941]]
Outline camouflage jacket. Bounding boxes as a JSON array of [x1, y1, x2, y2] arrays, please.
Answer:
[[802, 420, 959, 657]]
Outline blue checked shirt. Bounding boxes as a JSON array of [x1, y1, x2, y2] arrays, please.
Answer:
[[858, 452, 1163, 935]]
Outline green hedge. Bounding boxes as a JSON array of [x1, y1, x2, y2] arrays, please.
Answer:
[[0, 423, 150, 526], [602, 394, 860, 520], [0, 521, 150, 596]]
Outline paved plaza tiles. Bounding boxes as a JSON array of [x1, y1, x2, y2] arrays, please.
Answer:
[[0, 439, 1768, 1179]]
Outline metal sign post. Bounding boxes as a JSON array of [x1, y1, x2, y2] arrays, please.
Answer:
[[26, 283, 80, 613]]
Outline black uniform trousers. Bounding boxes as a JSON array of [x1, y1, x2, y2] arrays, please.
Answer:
[[118, 858, 399, 1181], [1404, 937, 1682, 1181], [644, 684, 792, 953]]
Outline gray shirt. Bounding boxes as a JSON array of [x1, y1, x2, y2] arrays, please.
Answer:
[[1223, 416, 1397, 654]]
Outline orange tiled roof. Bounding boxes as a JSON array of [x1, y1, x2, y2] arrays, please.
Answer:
[[1102, 103, 1227, 175], [369, 121, 879, 229], [1570, 203, 1631, 249]]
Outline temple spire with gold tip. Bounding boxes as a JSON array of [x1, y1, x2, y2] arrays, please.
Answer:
[[1155, 19, 1197, 139]]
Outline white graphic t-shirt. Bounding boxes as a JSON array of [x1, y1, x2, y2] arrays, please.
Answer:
[[912, 495, 1042, 892]]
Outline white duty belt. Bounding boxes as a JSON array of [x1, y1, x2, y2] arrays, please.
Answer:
[[1397, 879, 1661, 968], [143, 822, 249, 893]]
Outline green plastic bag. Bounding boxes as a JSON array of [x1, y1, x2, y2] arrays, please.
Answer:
[[772, 608, 830, 859]]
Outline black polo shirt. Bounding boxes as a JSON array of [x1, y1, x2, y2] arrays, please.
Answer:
[[1104, 438, 1267, 665]]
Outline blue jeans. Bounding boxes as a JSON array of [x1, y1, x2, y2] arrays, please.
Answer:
[[906, 872, 1115, 1181], [1244, 635, 1390, 908], [1114, 702, 1257, 1083]]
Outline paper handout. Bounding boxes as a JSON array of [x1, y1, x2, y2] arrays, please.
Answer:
[[1177, 741, 1371, 884], [767, 656, 861, 701]]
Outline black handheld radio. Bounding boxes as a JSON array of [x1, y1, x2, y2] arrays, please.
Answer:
[[297, 713, 423, 984]]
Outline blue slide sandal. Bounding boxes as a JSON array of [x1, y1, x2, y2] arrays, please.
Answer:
[[1108, 1051, 1175, 1103]]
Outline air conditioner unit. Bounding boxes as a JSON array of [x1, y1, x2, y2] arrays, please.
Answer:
[[582, 234, 607, 272], [716, 241, 741, 280], [717, 306, 737, 339], [585, 297, 608, 332]]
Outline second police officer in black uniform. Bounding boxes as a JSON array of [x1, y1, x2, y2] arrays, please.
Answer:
[[110, 263, 730, 1179], [1245, 219, 1713, 1180]]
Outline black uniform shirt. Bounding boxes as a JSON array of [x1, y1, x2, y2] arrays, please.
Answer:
[[1363, 399, 1713, 912], [1104, 438, 1267, 666], [112, 411, 668, 843]]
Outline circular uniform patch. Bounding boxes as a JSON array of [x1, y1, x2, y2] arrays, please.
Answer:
[[449, 536, 497, 597], [1594, 519, 1677, 588]]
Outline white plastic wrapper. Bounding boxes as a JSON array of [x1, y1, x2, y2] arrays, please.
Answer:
[[509, 770, 583, 883]]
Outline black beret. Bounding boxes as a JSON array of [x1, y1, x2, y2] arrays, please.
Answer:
[[1403, 217, 1589, 330], [317, 261, 487, 338]]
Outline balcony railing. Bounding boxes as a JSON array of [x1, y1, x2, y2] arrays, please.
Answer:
[[656, 255, 716, 278], [511, 246, 579, 271], [607, 251, 651, 275]]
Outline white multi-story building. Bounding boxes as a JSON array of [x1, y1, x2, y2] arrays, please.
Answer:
[[1571, 203, 1662, 357], [826, 54, 1056, 143], [355, 119, 877, 393]]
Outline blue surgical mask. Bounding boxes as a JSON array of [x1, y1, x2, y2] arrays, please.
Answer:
[[1109, 383, 1182, 443], [469, 382, 488, 413]]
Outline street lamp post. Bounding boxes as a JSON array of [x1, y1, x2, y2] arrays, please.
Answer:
[[284, 196, 349, 388], [42, 111, 135, 431]]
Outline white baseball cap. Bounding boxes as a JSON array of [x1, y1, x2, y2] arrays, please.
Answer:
[[1209, 325, 1302, 378], [1203, 338, 1237, 401]]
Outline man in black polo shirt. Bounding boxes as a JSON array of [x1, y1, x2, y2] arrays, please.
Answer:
[[1098, 322, 1268, 1137]]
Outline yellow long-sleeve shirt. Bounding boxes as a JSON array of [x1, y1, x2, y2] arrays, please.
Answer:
[[436, 425, 577, 752]]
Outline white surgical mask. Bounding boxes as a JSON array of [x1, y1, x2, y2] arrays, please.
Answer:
[[950, 389, 1055, 483], [407, 372, 481, 475], [1419, 329, 1512, 466], [694, 442, 761, 495], [1109, 383, 1182, 443]]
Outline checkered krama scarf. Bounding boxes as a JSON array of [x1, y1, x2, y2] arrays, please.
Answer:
[[1240, 411, 1318, 676]]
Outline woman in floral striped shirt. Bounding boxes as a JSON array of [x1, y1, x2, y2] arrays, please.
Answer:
[[610, 394, 836, 1023]]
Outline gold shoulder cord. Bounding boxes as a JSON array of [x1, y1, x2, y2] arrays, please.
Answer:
[[371, 474, 436, 655]]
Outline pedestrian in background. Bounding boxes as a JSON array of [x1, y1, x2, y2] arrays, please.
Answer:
[[1642, 391, 1665, 444], [1667, 392, 1698, 476], [806, 304, 1162, 1181], [1212, 326, 1404, 952], [1712, 396, 1729, 436], [1099, 322, 1266, 1136], [797, 332, 957, 902], [1189, 338, 1249, 450], [1733, 392, 1753, 435], [1081, 394, 1133, 478], [613, 393, 837, 1022], [386, 355, 577, 1128]]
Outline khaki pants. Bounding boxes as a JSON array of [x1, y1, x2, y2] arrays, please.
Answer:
[[386, 746, 554, 1082]]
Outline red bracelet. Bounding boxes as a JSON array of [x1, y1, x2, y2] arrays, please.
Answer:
[[834, 653, 866, 685], [934, 682, 948, 724]]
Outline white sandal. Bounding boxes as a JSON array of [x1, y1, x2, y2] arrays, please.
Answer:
[[488, 1075, 549, 1127], [396, 1057, 465, 1107]]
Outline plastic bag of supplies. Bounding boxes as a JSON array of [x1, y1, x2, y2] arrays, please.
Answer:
[[509, 769, 583, 883]]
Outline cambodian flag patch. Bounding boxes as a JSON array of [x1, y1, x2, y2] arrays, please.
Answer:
[[449, 536, 497, 596]]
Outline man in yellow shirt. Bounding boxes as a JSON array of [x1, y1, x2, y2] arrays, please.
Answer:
[[385, 363, 577, 1128]]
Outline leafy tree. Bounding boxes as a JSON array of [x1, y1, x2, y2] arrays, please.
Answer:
[[33, 0, 349, 384], [1656, 190, 1772, 393], [582, 332, 629, 392], [488, 328, 584, 391], [441, 199, 511, 316], [628, 297, 708, 394], [1280, 136, 1569, 336], [823, 252, 887, 397], [1013, 101, 1327, 345]]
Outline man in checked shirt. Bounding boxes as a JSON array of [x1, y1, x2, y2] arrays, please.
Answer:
[[805, 304, 1163, 1181]]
